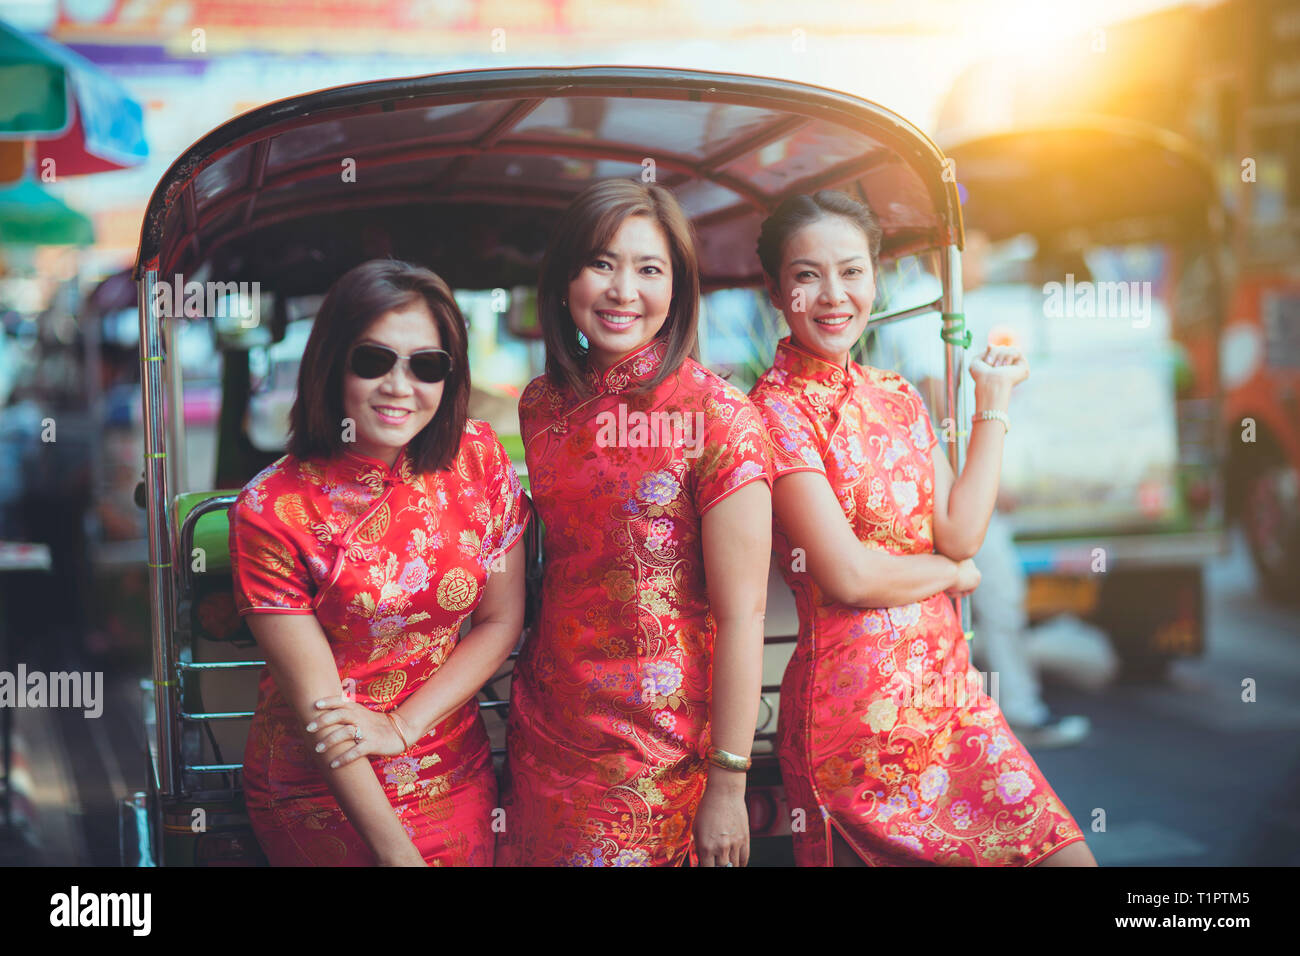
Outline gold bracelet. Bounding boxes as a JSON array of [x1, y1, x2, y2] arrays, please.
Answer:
[[972, 410, 1010, 434], [707, 747, 752, 772], [387, 711, 412, 751]]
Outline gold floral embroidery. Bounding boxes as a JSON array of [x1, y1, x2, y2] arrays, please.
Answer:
[[601, 569, 636, 602]]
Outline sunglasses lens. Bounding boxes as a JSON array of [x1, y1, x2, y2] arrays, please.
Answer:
[[350, 345, 396, 379], [409, 351, 452, 383]]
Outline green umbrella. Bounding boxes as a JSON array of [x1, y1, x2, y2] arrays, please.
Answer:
[[0, 178, 93, 245], [0, 20, 66, 134], [0, 20, 148, 174]]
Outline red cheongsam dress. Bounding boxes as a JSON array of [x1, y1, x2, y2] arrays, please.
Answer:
[[497, 340, 771, 866], [749, 337, 1086, 866], [229, 419, 531, 866]]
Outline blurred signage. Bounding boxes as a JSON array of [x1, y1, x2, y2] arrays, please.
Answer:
[[1261, 0, 1300, 106], [48, 0, 986, 51]]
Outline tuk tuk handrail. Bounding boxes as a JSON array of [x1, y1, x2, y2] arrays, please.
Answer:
[[938, 244, 973, 638], [177, 493, 238, 594], [178, 660, 263, 670], [867, 297, 944, 328], [180, 711, 255, 720], [139, 267, 181, 821]]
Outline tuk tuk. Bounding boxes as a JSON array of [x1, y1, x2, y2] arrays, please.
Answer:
[[122, 66, 969, 865], [878, 118, 1227, 675]]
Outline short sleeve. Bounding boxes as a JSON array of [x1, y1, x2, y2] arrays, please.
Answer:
[[477, 426, 532, 566], [749, 388, 827, 479], [229, 479, 316, 616], [517, 375, 557, 450], [692, 385, 772, 515]]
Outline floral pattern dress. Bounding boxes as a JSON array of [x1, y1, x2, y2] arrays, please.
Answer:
[[229, 420, 530, 866], [496, 341, 771, 866], [749, 337, 1086, 866]]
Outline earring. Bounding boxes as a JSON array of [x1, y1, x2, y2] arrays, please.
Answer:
[[561, 297, 568, 307]]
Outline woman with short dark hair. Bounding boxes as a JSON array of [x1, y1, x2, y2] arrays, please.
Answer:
[[230, 258, 530, 866], [497, 179, 772, 867]]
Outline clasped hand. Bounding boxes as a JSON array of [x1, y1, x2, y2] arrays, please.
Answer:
[[305, 696, 411, 769], [969, 344, 1029, 389]]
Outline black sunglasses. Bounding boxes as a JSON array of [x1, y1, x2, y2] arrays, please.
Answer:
[[348, 344, 453, 384]]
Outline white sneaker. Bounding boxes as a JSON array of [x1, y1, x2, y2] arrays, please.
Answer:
[[1009, 713, 1091, 749]]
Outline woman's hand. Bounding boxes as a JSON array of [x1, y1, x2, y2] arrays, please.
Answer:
[[693, 770, 749, 867], [307, 696, 411, 769], [969, 344, 1029, 392], [945, 557, 981, 597]]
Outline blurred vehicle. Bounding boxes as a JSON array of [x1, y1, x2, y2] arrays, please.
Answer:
[[125, 66, 968, 866], [875, 120, 1229, 676], [935, 0, 1300, 603], [245, 317, 312, 452], [1222, 274, 1300, 601]]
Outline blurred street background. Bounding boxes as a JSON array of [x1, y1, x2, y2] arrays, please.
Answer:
[[0, 0, 1297, 866]]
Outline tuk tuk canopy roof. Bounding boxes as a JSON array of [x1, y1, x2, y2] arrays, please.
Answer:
[[135, 67, 961, 292], [942, 117, 1220, 246]]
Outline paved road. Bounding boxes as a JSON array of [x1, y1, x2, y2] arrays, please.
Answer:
[[1031, 527, 1300, 866]]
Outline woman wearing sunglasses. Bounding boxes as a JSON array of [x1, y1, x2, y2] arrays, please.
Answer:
[[495, 180, 772, 867], [229, 259, 530, 866]]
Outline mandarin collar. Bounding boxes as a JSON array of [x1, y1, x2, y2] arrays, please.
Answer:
[[583, 338, 667, 394], [335, 445, 418, 490], [773, 336, 862, 389]]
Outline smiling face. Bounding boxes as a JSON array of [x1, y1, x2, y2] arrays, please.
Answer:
[[341, 299, 444, 466], [566, 214, 673, 370], [768, 214, 876, 367]]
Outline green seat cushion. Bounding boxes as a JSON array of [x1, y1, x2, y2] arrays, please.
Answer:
[[174, 490, 241, 575]]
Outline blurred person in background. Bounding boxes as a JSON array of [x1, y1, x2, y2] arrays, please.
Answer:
[[3, 297, 95, 652]]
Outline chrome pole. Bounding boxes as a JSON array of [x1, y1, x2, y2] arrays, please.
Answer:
[[138, 270, 178, 828], [164, 318, 187, 496], [939, 244, 973, 640]]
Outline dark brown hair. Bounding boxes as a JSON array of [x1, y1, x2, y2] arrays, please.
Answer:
[[756, 190, 883, 286], [538, 179, 700, 396], [287, 259, 470, 472]]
